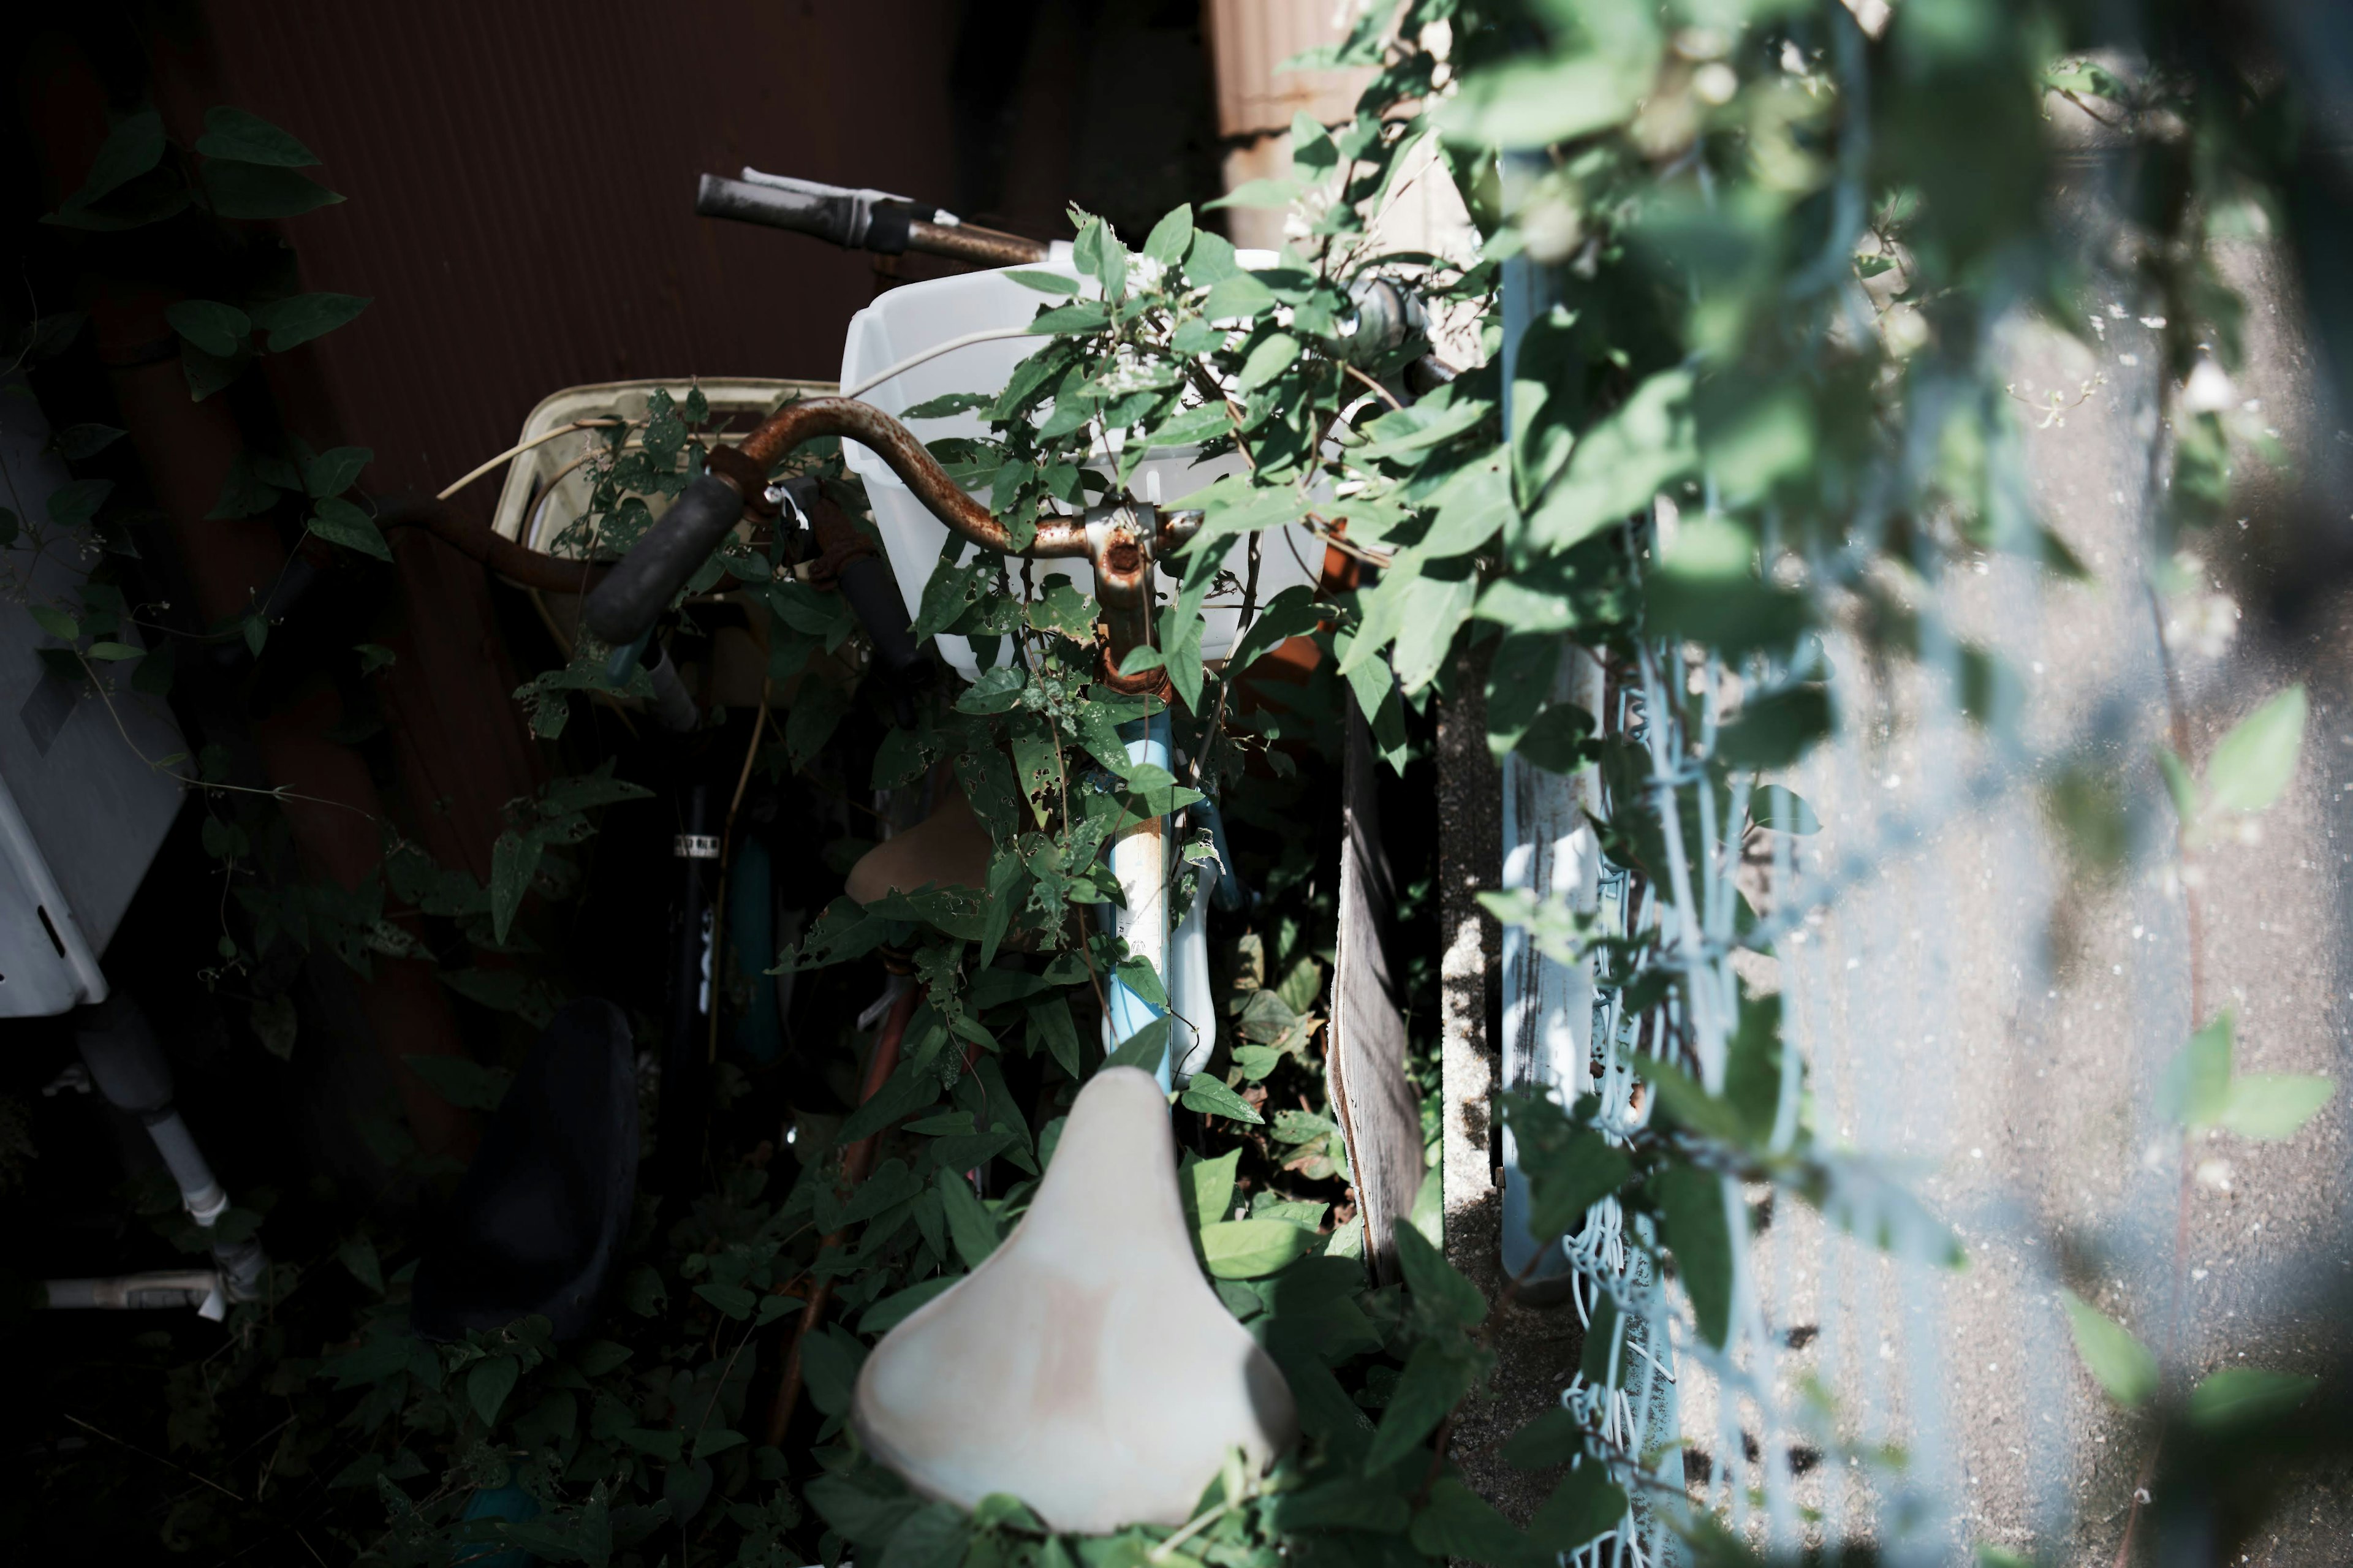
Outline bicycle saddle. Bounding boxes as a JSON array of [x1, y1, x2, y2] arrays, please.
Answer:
[[851, 1067, 1297, 1532], [846, 779, 991, 906]]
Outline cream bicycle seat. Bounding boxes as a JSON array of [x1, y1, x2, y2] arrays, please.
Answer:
[[850, 1067, 1297, 1532]]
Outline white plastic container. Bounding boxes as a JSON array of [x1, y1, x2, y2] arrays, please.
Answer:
[[838, 261, 1321, 682]]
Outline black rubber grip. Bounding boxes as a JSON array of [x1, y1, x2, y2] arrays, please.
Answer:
[[583, 474, 746, 646], [836, 554, 925, 675], [695, 173, 857, 246], [865, 203, 912, 255]]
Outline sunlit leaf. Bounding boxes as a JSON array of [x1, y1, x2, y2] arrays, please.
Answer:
[[2059, 1290, 2157, 1407], [2205, 685, 2305, 815]]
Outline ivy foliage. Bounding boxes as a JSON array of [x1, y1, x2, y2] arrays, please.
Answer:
[[19, 2, 2353, 1565]]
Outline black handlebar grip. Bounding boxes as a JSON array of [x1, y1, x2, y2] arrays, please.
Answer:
[[695, 173, 857, 246], [836, 554, 926, 676], [582, 474, 746, 646]]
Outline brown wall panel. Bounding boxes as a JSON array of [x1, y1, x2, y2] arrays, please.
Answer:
[[196, 0, 968, 518]]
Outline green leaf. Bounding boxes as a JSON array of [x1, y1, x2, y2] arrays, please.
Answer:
[[1026, 300, 1108, 335], [859, 1275, 960, 1335], [2218, 1074, 2335, 1140], [806, 1473, 917, 1546], [248, 293, 371, 352], [2059, 1290, 2158, 1407], [85, 640, 141, 661], [61, 110, 167, 206], [691, 1426, 747, 1463], [203, 161, 344, 219], [468, 1355, 520, 1427], [1238, 331, 1302, 392], [489, 830, 544, 943], [403, 1053, 513, 1112], [1526, 1463, 1628, 1555], [194, 107, 321, 167], [798, 1327, 866, 1417], [1205, 176, 1300, 210], [1356, 398, 1490, 461], [47, 478, 113, 529], [165, 300, 251, 359], [1394, 1218, 1485, 1328], [1748, 785, 1821, 834], [2171, 1012, 2235, 1129], [30, 605, 79, 642], [2156, 745, 2198, 823], [1652, 1164, 1733, 1349], [249, 990, 297, 1058], [1439, 52, 1654, 149], [1199, 1218, 1319, 1278], [2205, 684, 2305, 814], [1143, 203, 1194, 267], [1501, 1407, 1586, 1470], [1004, 268, 1079, 295], [936, 1168, 1001, 1270], [1200, 271, 1277, 322], [355, 642, 396, 675], [1182, 1148, 1240, 1230], [1026, 996, 1083, 1080], [1410, 1477, 1548, 1568], [308, 496, 391, 561], [304, 445, 373, 498], [2186, 1367, 2318, 1430], [207, 454, 283, 519], [900, 391, 998, 419], [624, 1266, 667, 1316], [1180, 1074, 1264, 1124], [51, 423, 125, 460], [1104, 1014, 1173, 1077], [879, 1501, 971, 1568], [1524, 369, 1696, 550], [181, 341, 247, 401], [1366, 1338, 1488, 1471], [1504, 1094, 1632, 1242], [694, 1282, 756, 1320], [338, 1234, 384, 1293]]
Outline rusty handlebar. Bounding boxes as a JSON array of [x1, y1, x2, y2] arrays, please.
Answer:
[[696, 173, 1051, 270], [580, 396, 1199, 695]]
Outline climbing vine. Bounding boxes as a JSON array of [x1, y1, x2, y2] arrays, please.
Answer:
[[15, 2, 2353, 1566]]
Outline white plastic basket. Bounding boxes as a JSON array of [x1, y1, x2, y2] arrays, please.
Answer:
[[838, 261, 1322, 683]]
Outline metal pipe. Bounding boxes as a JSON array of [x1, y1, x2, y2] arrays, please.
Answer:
[[1104, 712, 1175, 1088], [737, 399, 1091, 559], [378, 499, 612, 595], [904, 218, 1051, 268], [698, 173, 1050, 268], [1090, 512, 1161, 697], [44, 1270, 222, 1311], [763, 982, 923, 1445]]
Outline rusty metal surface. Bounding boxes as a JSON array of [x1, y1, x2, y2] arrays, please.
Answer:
[[381, 499, 611, 596], [194, 0, 972, 527], [906, 218, 1049, 267], [738, 397, 1089, 559]]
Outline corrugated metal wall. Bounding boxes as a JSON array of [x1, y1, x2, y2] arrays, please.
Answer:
[[195, 0, 970, 520]]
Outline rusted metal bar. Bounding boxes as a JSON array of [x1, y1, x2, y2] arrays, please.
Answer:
[[375, 499, 613, 595], [905, 218, 1051, 268], [736, 398, 1089, 559], [762, 982, 922, 1447], [1090, 506, 1167, 699]]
